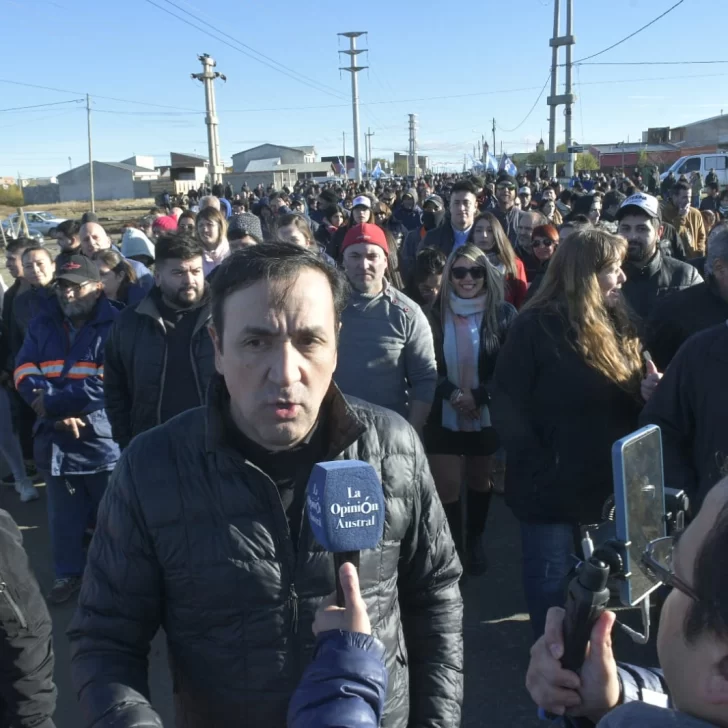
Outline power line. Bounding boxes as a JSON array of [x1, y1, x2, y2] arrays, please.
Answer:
[[497, 73, 551, 133], [578, 60, 728, 66], [0, 99, 84, 113], [0, 107, 82, 129], [571, 0, 685, 65], [157, 0, 347, 99], [144, 0, 348, 101]]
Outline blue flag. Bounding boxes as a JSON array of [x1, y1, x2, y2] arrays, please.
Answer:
[[334, 157, 346, 175], [499, 154, 518, 176], [484, 152, 498, 173], [372, 161, 383, 180]]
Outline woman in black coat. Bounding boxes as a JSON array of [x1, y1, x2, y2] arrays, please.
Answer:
[[491, 228, 654, 638], [426, 244, 517, 575]]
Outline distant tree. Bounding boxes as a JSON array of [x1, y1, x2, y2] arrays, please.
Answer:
[[0, 185, 24, 207], [527, 150, 547, 167], [575, 152, 599, 171]]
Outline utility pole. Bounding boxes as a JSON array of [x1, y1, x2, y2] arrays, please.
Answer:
[[365, 128, 375, 178], [68, 156, 72, 170], [86, 94, 95, 212], [342, 131, 346, 178], [339, 32, 367, 183], [492, 118, 496, 161], [547, 0, 577, 177], [408, 114, 418, 179], [192, 54, 226, 187]]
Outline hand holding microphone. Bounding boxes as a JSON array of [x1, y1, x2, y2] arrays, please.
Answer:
[[313, 563, 371, 637]]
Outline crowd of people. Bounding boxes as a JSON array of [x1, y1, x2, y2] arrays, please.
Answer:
[[0, 161, 728, 727]]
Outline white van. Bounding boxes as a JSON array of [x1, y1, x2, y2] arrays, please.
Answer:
[[660, 152, 728, 185]]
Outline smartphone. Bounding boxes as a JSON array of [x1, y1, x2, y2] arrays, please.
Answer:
[[612, 425, 666, 607]]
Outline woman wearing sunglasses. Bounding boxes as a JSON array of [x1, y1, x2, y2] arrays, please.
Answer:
[[492, 229, 659, 638], [425, 244, 517, 575], [468, 212, 528, 309], [525, 224, 560, 300]]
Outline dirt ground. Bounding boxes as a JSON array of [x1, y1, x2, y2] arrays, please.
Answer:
[[0, 199, 158, 237]]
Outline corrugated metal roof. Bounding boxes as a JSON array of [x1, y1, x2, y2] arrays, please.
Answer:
[[244, 158, 283, 172]]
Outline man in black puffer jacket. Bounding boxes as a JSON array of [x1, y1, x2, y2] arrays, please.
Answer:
[[68, 243, 463, 728], [103, 235, 216, 448], [0, 509, 56, 728]]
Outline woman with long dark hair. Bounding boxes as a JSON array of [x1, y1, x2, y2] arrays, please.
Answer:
[[468, 212, 528, 309], [492, 229, 655, 637], [426, 244, 516, 575]]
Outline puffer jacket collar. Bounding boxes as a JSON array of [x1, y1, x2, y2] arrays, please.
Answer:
[[205, 374, 367, 466], [135, 285, 211, 337]]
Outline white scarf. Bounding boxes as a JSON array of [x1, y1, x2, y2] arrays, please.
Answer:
[[442, 291, 492, 432]]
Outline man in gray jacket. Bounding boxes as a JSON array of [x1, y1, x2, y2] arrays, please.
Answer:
[[334, 223, 437, 435], [68, 242, 462, 728]]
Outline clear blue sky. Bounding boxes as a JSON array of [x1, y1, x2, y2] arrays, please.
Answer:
[[1, 0, 724, 178]]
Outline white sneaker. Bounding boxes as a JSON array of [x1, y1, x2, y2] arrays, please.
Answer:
[[17, 482, 39, 503]]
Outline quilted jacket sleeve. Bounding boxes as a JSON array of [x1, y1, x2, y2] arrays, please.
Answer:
[[287, 631, 387, 728], [397, 427, 464, 727], [67, 449, 164, 728], [103, 319, 133, 449]]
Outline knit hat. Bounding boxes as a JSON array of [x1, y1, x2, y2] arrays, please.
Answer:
[[80, 211, 98, 225], [228, 212, 264, 242], [152, 215, 178, 233], [341, 223, 389, 256], [121, 228, 156, 261]]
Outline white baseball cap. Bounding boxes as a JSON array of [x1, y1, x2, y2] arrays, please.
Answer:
[[518, 186, 531, 195], [617, 192, 661, 221], [352, 195, 371, 209]]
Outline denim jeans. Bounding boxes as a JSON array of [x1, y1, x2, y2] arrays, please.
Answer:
[[44, 470, 111, 578], [520, 521, 579, 639]]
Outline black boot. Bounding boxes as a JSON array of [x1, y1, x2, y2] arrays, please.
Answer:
[[465, 489, 492, 576]]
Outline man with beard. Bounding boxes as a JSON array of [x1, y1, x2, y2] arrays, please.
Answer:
[[662, 181, 707, 259], [14, 255, 120, 604], [619, 193, 702, 321], [104, 235, 215, 449]]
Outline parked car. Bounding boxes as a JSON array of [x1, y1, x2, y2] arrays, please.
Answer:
[[1, 211, 67, 236], [660, 153, 728, 186]]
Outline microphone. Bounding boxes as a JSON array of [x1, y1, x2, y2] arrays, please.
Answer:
[[307, 460, 385, 607]]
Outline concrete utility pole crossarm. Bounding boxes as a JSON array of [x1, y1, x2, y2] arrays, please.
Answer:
[[192, 54, 226, 186], [547, 0, 577, 177], [339, 32, 368, 183]]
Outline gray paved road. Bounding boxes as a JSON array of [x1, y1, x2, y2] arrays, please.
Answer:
[[3, 484, 656, 727]]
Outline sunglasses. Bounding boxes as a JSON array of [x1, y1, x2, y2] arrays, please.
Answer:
[[532, 239, 555, 249], [497, 184, 516, 192], [451, 266, 486, 280]]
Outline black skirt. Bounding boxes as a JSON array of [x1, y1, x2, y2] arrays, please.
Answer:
[[423, 422, 500, 457]]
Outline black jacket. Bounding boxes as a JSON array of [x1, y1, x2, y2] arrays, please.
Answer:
[[416, 220, 457, 258], [68, 377, 463, 728], [640, 323, 728, 511], [646, 280, 728, 369], [0, 510, 56, 728], [103, 289, 215, 448], [428, 301, 517, 419], [622, 250, 703, 321], [491, 308, 642, 524]]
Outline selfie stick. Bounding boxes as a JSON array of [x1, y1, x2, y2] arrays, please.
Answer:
[[561, 558, 611, 671]]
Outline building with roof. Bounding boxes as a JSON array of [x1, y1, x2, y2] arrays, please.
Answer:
[[57, 160, 159, 202], [224, 156, 334, 191], [231, 143, 318, 173]]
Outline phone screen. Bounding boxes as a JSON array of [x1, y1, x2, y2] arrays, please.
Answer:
[[613, 425, 666, 606]]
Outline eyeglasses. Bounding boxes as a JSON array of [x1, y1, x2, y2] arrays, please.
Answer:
[[451, 266, 486, 280], [642, 534, 699, 602], [532, 239, 555, 249], [55, 280, 92, 293], [496, 184, 516, 192]]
